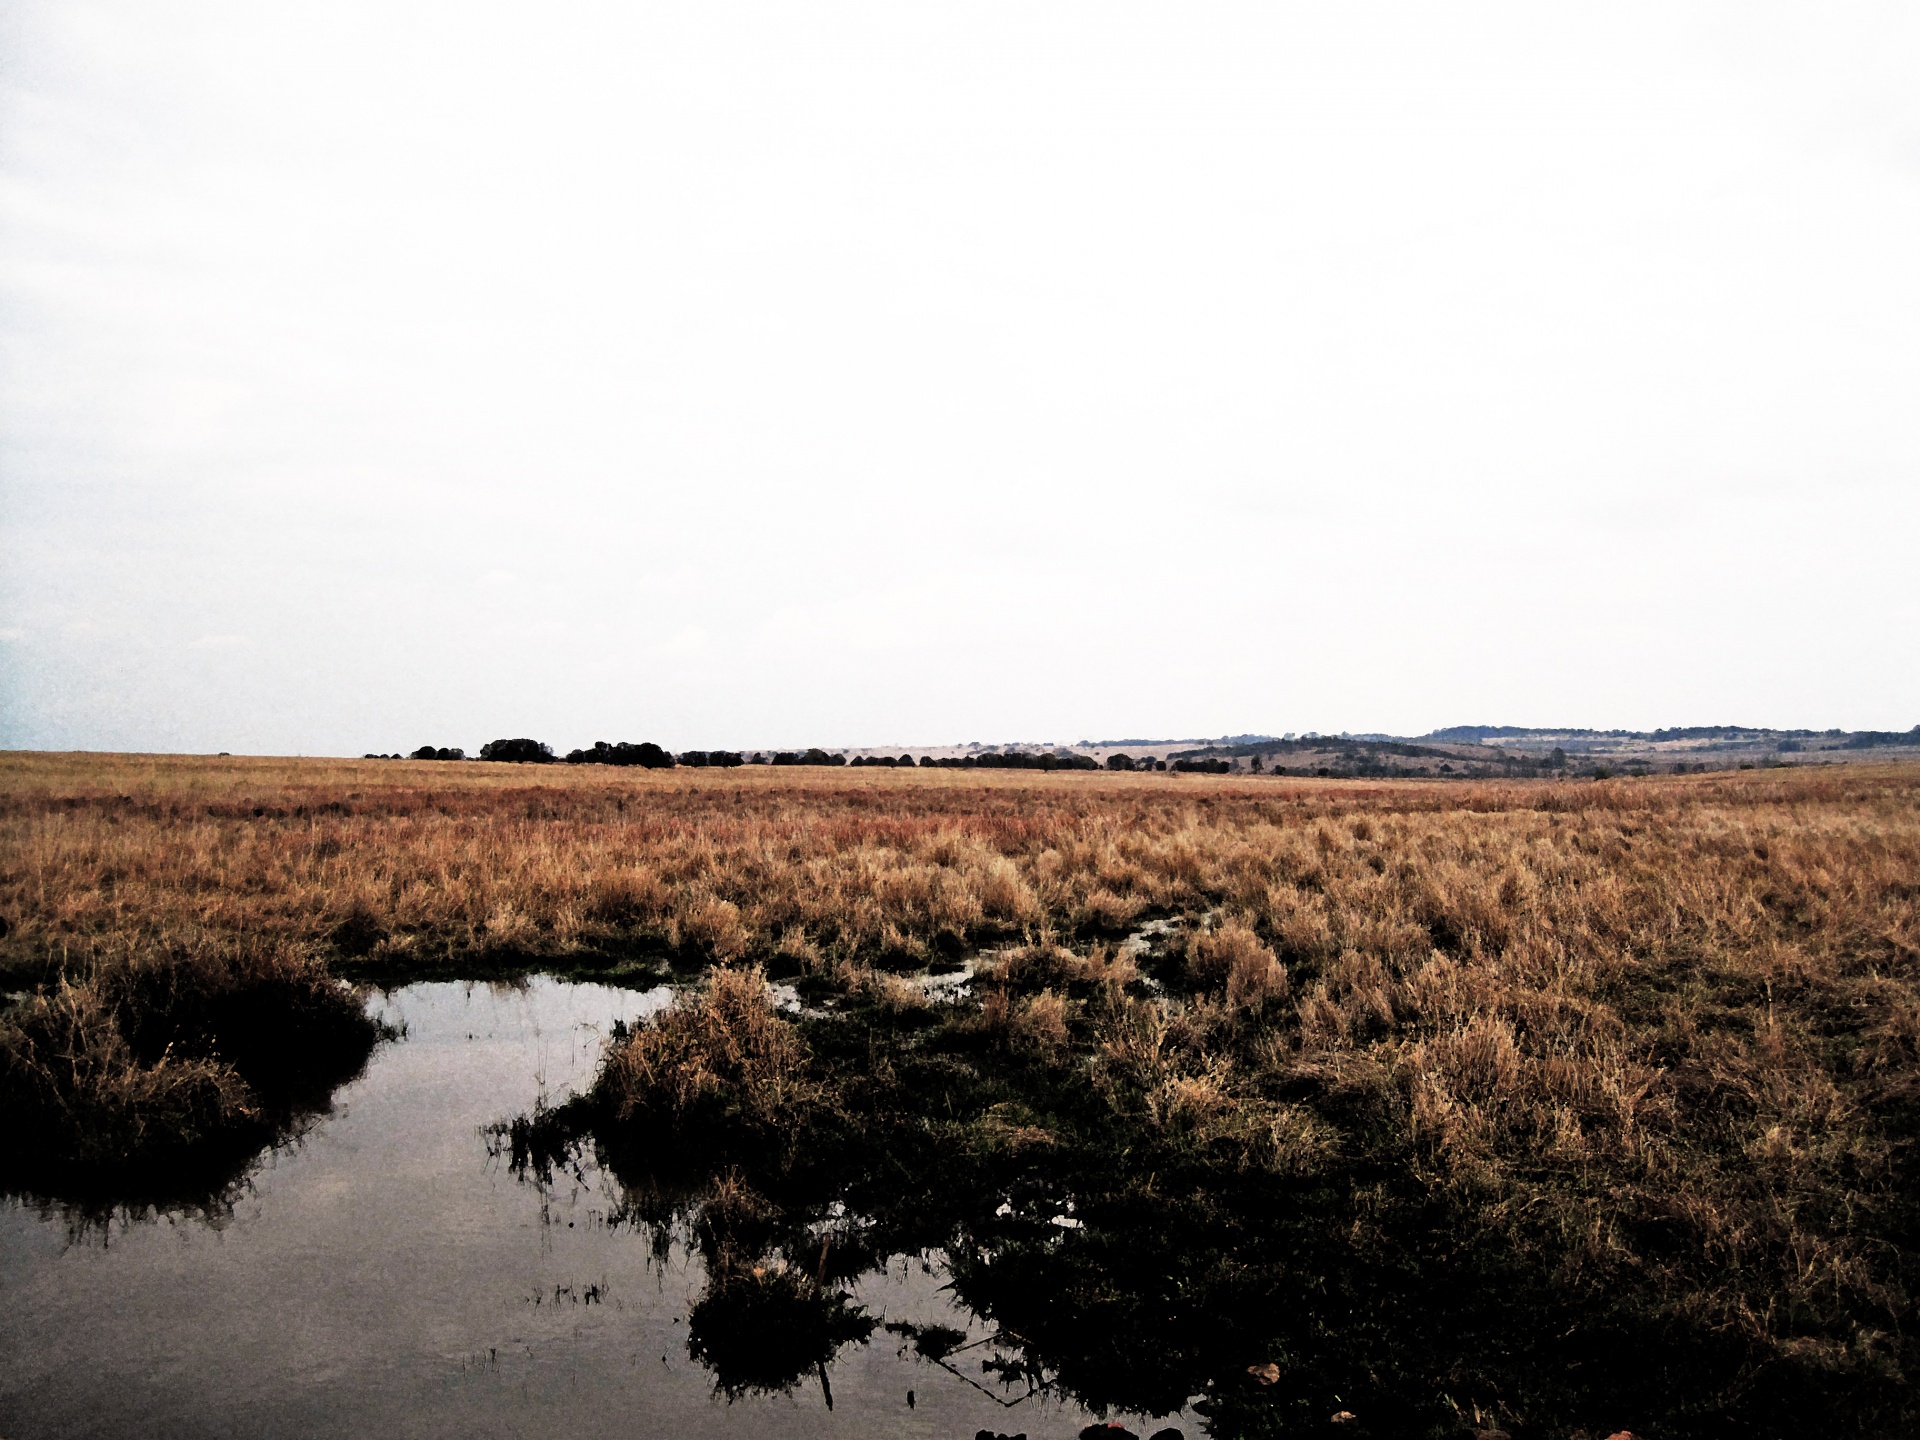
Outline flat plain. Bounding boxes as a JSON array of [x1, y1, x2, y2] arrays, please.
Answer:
[[4, 753, 1919, 1437]]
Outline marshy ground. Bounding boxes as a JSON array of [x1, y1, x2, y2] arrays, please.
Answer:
[[3, 754, 1919, 1437]]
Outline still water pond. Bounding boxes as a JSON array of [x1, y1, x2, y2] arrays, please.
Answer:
[[1, 980, 1179, 1439]]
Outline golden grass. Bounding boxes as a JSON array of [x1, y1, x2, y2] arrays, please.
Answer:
[[14, 752, 1909, 985], [5, 751, 1920, 1376], [598, 962, 817, 1137]]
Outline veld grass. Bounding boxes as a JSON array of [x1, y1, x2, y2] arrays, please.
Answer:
[[597, 962, 818, 1140], [0, 935, 379, 1201], [4, 752, 1920, 1429]]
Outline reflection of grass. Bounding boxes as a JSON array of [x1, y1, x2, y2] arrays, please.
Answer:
[[687, 1264, 876, 1400], [886, 1320, 969, 1362]]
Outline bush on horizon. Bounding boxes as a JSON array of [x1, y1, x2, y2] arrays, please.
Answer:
[[480, 738, 555, 764]]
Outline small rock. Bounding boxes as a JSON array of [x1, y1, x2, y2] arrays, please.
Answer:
[[1471, 1430, 1511, 1440], [1246, 1362, 1281, 1386], [1331, 1413, 1358, 1425]]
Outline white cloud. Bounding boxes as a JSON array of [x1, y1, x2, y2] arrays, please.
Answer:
[[1, 2, 1916, 753]]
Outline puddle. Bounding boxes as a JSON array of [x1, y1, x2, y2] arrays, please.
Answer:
[[0, 978, 1183, 1440]]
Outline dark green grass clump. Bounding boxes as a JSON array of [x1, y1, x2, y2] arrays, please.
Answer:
[[0, 941, 383, 1207]]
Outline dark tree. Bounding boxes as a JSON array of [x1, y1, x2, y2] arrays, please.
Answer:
[[480, 738, 555, 763], [563, 741, 675, 768]]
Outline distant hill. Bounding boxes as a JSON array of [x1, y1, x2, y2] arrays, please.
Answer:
[[1424, 723, 1918, 748], [1082, 734, 1280, 748]]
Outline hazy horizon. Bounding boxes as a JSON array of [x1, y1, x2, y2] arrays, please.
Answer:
[[13, 717, 1913, 762], [4, 3, 1917, 754]]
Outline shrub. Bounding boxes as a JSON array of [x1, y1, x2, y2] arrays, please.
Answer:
[[409, 746, 466, 761], [1, 981, 254, 1187], [562, 741, 674, 768], [480, 738, 554, 763], [1186, 921, 1289, 1009], [971, 985, 1071, 1054], [973, 751, 1098, 771], [677, 749, 744, 768], [595, 965, 816, 1142], [0, 942, 380, 1199]]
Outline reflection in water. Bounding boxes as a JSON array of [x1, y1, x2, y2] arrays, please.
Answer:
[[0, 979, 1178, 1440], [503, 978, 1889, 1440], [536, 1147, 1246, 1431], [689, 1264, 877, 1404]]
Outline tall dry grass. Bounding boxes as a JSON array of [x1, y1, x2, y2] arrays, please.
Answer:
[[597, 963, 818, 1140], [13, 752, 1910, 986], [5, 751, 1920, 1387], [0, 933, 379, 1199]]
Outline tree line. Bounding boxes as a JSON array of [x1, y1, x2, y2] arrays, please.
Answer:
[[375, 741, 1146, 770]]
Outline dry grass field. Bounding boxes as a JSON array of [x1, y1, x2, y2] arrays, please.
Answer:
[[5, 752, 1920, 1432]]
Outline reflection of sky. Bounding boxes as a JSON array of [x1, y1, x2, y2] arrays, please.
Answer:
[[0, 978, 1176, 1438], [3, 3, 1918, 753]]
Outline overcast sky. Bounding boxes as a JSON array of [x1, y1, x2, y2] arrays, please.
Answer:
[[2, 3, 1917, 755]]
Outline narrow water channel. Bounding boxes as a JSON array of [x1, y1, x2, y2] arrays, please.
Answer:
[[0, 979, 1181, 1440]]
